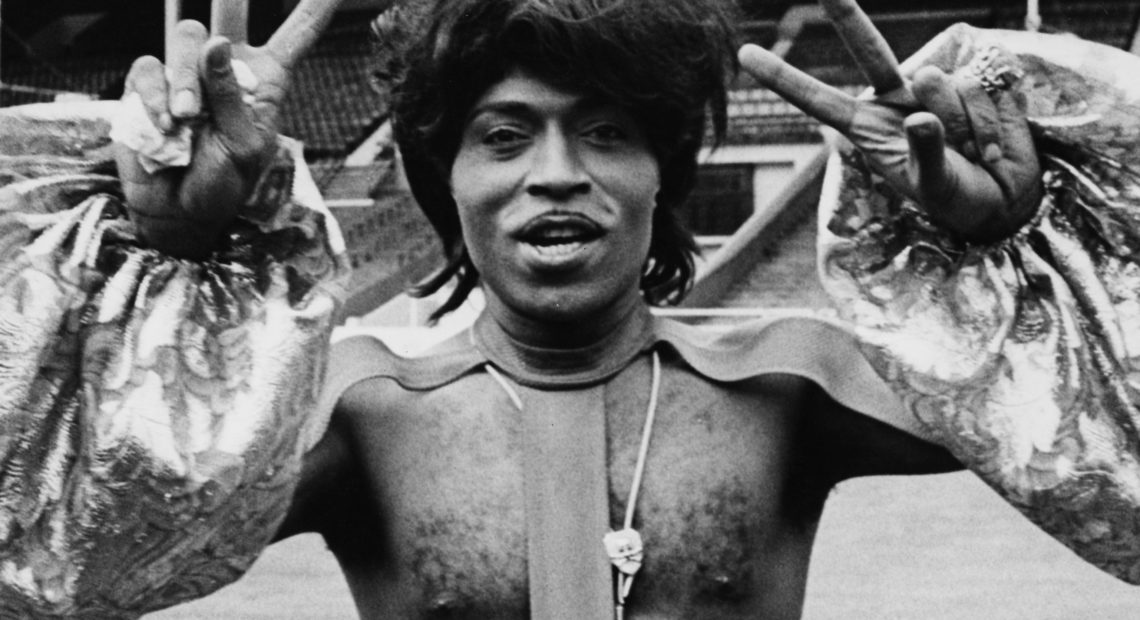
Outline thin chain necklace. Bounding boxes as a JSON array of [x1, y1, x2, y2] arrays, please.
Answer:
[[484, 350, 663, 620]]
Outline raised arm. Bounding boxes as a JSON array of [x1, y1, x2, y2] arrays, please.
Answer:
[[0, 1, 364, 616], [741, 0, 1140, 586], [116, 0, 343, 258], [739, 0, 1042, 242]]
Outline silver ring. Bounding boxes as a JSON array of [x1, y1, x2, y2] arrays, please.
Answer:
[[968, 47, 1024, 94]]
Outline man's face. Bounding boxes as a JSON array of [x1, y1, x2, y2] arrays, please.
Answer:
[[450, 69, 661, 324]]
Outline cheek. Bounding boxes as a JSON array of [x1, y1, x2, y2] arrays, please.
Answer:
[[448, 159, 478, 217], [597, 160, 659, 284], [449, 160, 497, 253], [624, 160, 661, 242], [454, 202, 497, 274]]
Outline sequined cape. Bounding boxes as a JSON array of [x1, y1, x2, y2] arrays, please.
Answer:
[[819, 25, 1140, 583], [0, 101, 349, 617]]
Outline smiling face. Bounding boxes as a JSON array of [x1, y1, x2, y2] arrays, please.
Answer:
[[450, 69, 661, 327]]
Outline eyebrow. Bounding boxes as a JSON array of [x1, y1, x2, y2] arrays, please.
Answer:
[[465, 95, 622, 128], [468, 100, 540, 119]]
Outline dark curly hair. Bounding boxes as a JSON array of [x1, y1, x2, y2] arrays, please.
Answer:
[[376, 0, 739, 319]]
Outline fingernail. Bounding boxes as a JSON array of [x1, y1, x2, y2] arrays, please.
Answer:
[[738, 44, 765, 66], [208, 42, 232, 70], [983, 143, 1002, 163], [158, 112, 173, 132], [172, 90, 196, 117]]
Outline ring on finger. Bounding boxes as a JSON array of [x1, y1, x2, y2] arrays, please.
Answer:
[[968, 47, 1024, 95]]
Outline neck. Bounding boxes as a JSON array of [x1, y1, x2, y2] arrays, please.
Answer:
[[483, 287, 646, 349], [473, 291, 655, 387]]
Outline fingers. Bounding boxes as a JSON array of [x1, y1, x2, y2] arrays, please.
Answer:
[[904, 112, 953, 201], [739, 43, 857, 133], [911, 66, 970, 153], [200, 38, 261, 160], [955, 78, 1003, 163], [167, 20, 209, 119], [993, 88, 1036, 172], [211, 0, 249, 44], [904, 112, 996, 234], [819, 0, 903, 94], [125, 56, 173, 133], [986, 88, 1043, 219], [912, 66, 1002, 163], [265, 0, 350, 68], [905, 109, 1033, 240]]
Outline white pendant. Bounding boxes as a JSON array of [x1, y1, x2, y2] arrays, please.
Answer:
[[603, 528, 644, 576]]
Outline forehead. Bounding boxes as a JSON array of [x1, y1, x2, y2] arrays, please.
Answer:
[[470, 69, 607, 116]]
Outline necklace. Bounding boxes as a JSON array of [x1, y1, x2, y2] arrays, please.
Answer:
[[603, 350, 661, 620], [484, 350, 662, 620]]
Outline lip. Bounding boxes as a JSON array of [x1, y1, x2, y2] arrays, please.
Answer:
[[512, 212, 605, 271]]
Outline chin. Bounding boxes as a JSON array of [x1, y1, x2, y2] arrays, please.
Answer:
[[506, 279, 634, 325], [519, 293, 608, 324]]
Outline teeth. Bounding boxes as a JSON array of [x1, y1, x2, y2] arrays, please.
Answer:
[[534, 241, 583, 256], [535, 229, 581, 243]]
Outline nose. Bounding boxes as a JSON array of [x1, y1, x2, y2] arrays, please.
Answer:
[[525, 131, 590, 199]]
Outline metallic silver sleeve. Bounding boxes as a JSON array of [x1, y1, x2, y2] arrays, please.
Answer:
[[820, 25, 1140, 583], [0, 102, 349, 617]]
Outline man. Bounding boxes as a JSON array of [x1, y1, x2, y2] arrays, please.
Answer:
[[1, 0, 1135, 617], [260, 0, 1036, 617]]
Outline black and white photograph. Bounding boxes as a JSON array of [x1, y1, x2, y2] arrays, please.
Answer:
[[3, 0, 1140, 618]]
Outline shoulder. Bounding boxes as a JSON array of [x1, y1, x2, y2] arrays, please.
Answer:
[[655, 314, 868, 383], [654, 315, 932, 442], [328, 329, 480, 384], [327, 334, 401, 374], [655, 318, 960, 480], [321, 331, 489, 414], [319, 335, 403, 418]]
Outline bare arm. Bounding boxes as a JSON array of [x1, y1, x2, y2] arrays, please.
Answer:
[[801, 382, 962, 485], [275, 411, 359, 540]]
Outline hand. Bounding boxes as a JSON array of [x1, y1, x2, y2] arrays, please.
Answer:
[[115, 0, 346, 259], [738, 0, 1043, 242]]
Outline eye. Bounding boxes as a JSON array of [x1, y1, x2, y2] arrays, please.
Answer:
[[482, 126, 529, 147], [582, 123, 629, 146]]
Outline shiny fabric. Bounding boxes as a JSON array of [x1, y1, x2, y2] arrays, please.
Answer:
[[3, 22, 1140, 618], [0, 101, 349, 617], [819, 25, 1140, 583]]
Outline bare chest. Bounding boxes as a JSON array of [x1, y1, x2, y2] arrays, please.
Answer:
[[339, 363, 821, 619]]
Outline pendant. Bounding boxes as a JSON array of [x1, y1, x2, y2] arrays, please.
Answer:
[[603, 528, 644, 575], [605, 529, 643, 619]]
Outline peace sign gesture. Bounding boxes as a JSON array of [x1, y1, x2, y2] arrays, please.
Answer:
[[115, 0, 348, 258], [739, 0, 1042, 242]]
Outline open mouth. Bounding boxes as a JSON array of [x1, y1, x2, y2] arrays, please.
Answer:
[[515, 214, 604, 258]]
